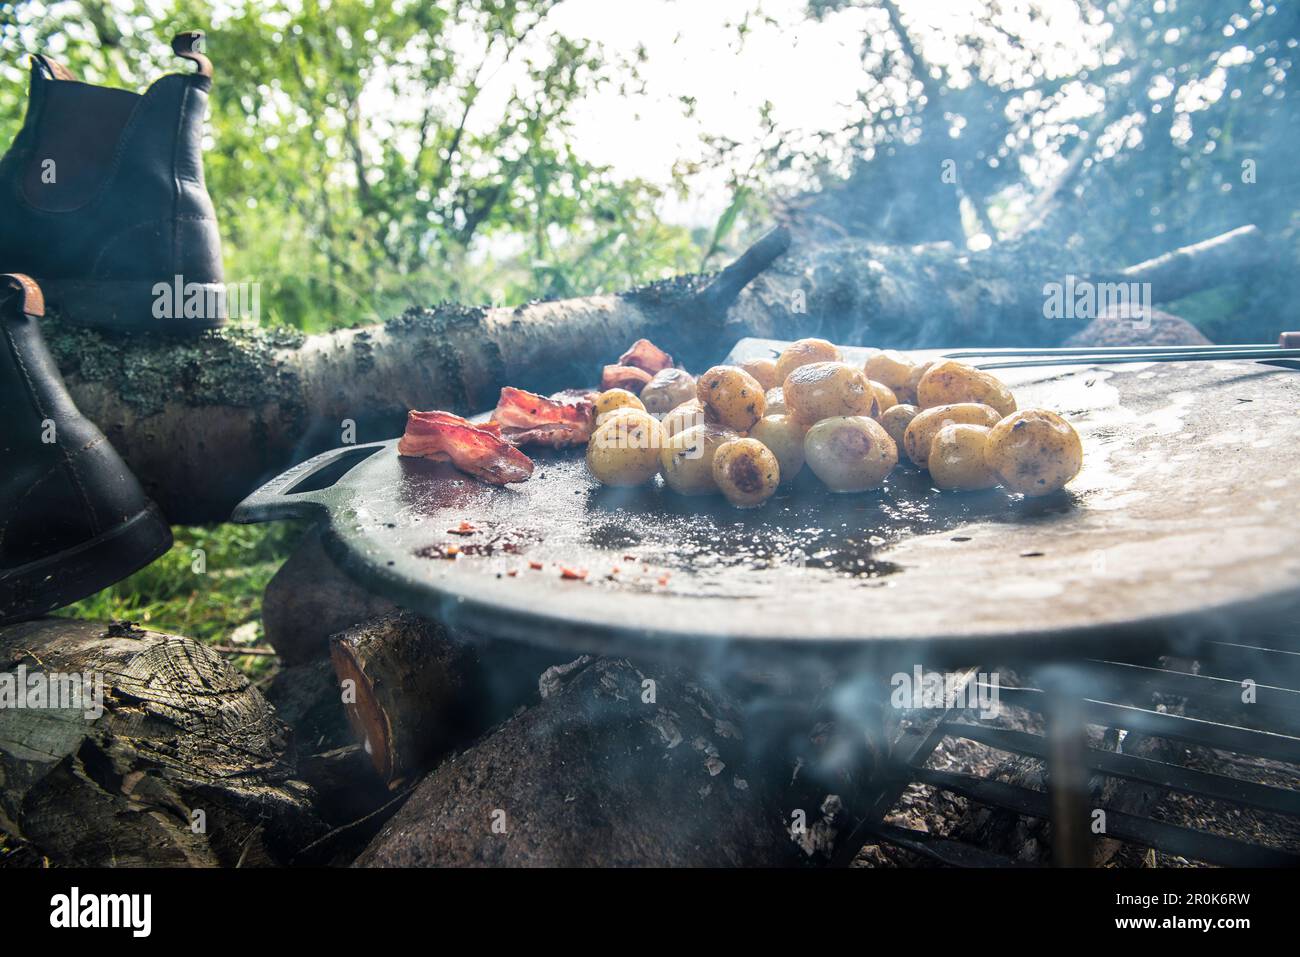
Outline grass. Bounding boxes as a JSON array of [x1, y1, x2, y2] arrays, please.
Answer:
[[58, 521, 308, 680]]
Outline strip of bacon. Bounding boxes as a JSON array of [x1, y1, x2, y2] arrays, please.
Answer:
[[618, 338, 674, 374], [398, 410, 534, 485], [492, 386, 595, 448]]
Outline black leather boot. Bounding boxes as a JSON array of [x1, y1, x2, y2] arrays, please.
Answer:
[[0, 32, 226, 336], [0, 274, 172, 623]]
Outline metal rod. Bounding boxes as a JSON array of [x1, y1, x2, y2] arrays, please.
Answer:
[[973, 349, 1299, 370], [946, 343, 1280, 358], [1042, 682, 1093, 868]]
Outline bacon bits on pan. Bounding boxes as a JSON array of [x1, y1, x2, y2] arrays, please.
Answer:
[[492, 386, 596, 448], [398, 410, 534, 485], [618, 338, 674, 374]]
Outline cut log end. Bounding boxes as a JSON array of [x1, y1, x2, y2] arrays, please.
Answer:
[[328, 613, 492, 788], [330, 636, 397, 782]]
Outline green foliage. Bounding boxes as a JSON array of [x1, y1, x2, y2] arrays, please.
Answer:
[[58, 522, 306, 678], [0, 0, 698, 330]]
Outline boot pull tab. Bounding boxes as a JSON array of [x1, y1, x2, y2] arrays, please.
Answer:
[[30, 54, 77, 82], [0, 275, 46, 319], [172, 31, 213, 78]]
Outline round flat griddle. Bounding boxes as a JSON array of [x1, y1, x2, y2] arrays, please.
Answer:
[[234, 340, 1300, 669]]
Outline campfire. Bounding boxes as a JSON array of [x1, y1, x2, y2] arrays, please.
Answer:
[[1, 3, 1298, 915]]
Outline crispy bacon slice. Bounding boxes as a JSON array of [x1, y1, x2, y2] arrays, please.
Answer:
[[618, 338, 674, 374], [601, 364, 653, 394], [398, 410, 534, 485], [492, 386, 595, 448]]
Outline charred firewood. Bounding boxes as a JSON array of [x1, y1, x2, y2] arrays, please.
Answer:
[[331, 613, 484, 788], [328, 612, 565, 789], [0, 618, 324, 867], [354, 656, 797, 867], [263, 658, 353, 754]]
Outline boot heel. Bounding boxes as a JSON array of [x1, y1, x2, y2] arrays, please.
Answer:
[[0, 503, 173, 624], [40, 279, 231, 336]]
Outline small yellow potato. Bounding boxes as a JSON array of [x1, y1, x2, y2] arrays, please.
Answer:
[[803, 415, 898, 492], [774, 337, 841, 383], [916, 360, 1017, 417], [865, 350, 917, 395], [594, 388, 645, 422], [639, 368, 697, 414], [749, 414, 807, 482], [764, 387, 787, 415], [712, 437, 780, 508], [739, 357, 780, 391], [585, 410, 664, 486], [783, 361, 877, 425], [697, 365, 766, 431], [878, 403, 919, 450], [869, 379, 898, 415], [984, 409, 1083, 497], [661, 398, 706, 437], [658, 424, 737, 495], [898, 360, 934, 406], [928, 424, 998, 490], [902, 403, 1001, 467]]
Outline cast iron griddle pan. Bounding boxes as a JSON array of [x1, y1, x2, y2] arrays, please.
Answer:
[[234, 339, 1300, 669]]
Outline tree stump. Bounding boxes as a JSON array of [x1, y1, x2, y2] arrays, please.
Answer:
[[0, 618, 323, 866]]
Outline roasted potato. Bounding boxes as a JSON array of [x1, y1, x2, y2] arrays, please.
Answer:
[[928, 424, 998, 490], [916, 360, 1017, 417], [749, 414, 807, 482], [865, 350, 917, 395], [878, 403, 919, 450], [585, 410, 664, 486], [764, 387, 787, 415], [898, 360, 934, 406], [984, 409, 1083, 496], [712, 437, 781, 508], [594, 388, 645, 422], [697, 365, 766, 431], [774, 337, 841, 384], [783, 361, 877, 424], [659, 424, 737, 495], [869, 380, 898, 415], [661, 398, 706, 437], [639, 368, 697, 414], [739, 357, 780, 391], [902, 403, 1002, 467], [803, 416, 898, 492]]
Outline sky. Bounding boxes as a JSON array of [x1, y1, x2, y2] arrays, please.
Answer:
[[7, 0, 1105, 230], [440, 0, 1102, 227]]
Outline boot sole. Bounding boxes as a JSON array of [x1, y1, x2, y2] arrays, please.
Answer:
[[39, 279, 229, 336], [0, 503, 174, 624]]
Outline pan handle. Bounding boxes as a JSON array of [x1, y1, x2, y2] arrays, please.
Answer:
[[230, 441, 389, 524]]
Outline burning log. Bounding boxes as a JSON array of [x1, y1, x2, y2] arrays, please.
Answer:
[[0, 618, 324, 866], [328, 612, 567, 788], [330, 613, 485, 787], [355, 656, 797, 867], [45, 227, 791, 523]]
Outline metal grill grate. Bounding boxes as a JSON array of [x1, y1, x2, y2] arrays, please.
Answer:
[[840, 633, 1300, 867]]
